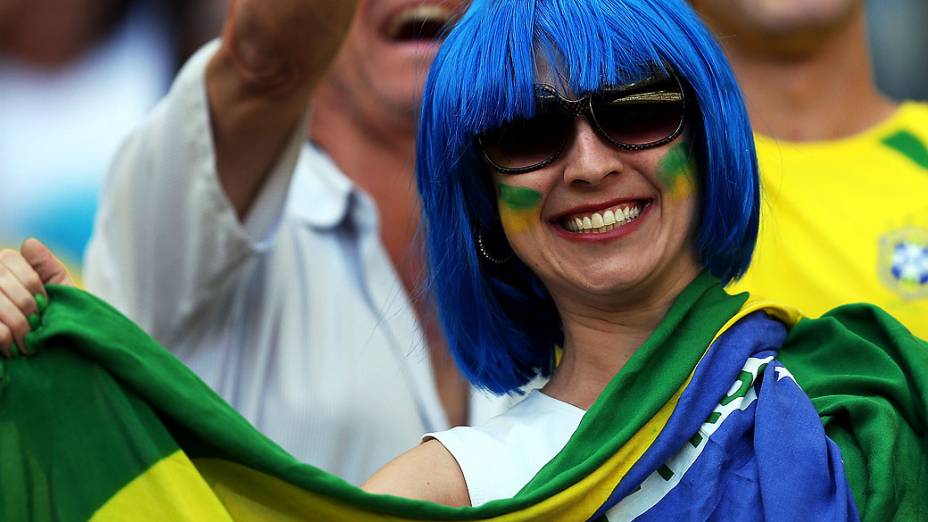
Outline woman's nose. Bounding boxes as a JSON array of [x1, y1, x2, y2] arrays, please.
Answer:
[[561, 118, 625, 187]]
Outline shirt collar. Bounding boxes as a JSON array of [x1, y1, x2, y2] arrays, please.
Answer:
[[288, 142, 356, 229]]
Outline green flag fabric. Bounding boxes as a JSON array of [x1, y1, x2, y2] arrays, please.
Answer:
[[0, 275, 925, 520]]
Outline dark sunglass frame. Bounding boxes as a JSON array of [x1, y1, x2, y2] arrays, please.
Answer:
[[477, 73, 687, 175]]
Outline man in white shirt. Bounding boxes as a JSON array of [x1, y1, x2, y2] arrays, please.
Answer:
[[83, 0, 508, 485]]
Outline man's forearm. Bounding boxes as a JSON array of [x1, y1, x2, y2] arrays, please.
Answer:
[[206, 45, 313, 219], [203, 0, 358, 219]]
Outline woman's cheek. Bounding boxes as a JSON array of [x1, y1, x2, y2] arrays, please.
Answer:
[[656, 141, 697, 200], [497, 183, 543, 234]]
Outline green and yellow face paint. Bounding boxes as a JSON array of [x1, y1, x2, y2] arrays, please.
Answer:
[[656, 141, 697, 200], [497, 183, 543, 234]]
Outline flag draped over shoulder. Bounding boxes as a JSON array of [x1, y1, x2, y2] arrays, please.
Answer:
[[0, 273, 925, 521]]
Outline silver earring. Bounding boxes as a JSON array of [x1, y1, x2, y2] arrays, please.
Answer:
[[476, 229, 513, 265]]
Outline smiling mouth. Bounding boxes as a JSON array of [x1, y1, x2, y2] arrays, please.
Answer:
[[560, 201, 650, 234], [383, 5, 456, 43]]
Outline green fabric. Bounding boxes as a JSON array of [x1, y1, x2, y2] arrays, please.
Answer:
[[520, 272, 746, 494], [0, 275, 743, 520], [1, 278, 926, 520], [780, 307, 928, 521], [0, 334, 178, 520], [882, 130, 928, 170]]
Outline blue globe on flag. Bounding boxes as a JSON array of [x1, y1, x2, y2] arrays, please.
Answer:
[[891, 240, 928, 286]]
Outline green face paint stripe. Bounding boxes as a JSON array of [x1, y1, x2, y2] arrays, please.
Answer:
[[498, 184, 542, 211], [882, 130, 928, 170], [657, 142, 695, 187]]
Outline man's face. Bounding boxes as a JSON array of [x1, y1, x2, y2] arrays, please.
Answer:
[[692, 0, 861, 55], [325, 0, 468, 121]]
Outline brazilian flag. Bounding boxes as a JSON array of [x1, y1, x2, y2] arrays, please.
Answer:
[[1, 273, 926, 520]]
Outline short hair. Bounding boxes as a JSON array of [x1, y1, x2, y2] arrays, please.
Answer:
[[416, 0, 759, 394]]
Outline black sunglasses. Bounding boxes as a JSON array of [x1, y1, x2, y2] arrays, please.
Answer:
[[477, 73, 687, 174]]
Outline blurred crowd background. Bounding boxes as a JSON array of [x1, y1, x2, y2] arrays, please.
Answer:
[[1, 0, 926, 279]]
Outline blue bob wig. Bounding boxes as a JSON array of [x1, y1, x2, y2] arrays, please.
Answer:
[[416, 0, 759, 394]]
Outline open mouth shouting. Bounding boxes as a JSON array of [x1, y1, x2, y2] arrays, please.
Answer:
[[382, 4, 457, 44]]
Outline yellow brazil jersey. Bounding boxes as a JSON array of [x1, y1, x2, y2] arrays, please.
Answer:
[[729, 102, 928, 339]]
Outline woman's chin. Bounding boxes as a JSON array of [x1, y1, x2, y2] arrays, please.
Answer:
[[552, 253, 700, 305], [558, 265, 653, 298]]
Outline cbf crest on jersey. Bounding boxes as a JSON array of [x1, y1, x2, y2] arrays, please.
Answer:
[[879, 226, 928, 300]]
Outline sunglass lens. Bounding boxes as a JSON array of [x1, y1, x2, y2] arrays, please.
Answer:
[[480, 112, 570, 171], [592, 92, 684, 147]]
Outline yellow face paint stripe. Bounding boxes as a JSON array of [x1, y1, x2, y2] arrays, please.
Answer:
[[657, 141, 697, 199], [498, 184, 542, 234]]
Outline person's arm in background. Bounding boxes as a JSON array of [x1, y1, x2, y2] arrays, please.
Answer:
[[208, 0, 357, 217], [83, 0, 357, 344]]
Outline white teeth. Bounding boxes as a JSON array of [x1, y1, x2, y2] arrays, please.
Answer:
[[563, 204, 644, 234], [603, 209, 616, 225]]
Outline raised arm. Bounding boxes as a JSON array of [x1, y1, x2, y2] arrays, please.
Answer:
[[84, 0, 358, 341], [207, 0, 358, 217]]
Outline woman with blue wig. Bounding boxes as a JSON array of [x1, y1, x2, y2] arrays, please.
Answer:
[[359, 0, 928, 517], [0, 0, 925, 519]]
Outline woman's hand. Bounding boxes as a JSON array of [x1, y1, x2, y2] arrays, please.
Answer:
[[0, 238, 73, 357]]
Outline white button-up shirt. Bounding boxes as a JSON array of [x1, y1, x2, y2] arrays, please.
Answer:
[[84, 42, 510, 485]]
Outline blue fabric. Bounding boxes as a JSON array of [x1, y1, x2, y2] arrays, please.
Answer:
[[590, 312, 859, 521]]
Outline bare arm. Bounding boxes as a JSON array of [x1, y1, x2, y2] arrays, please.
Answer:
[[206, 0, 358, 217], [361, 439, 472, 508]]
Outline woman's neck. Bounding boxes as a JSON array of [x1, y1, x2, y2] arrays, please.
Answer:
[[543, 264, 700, 410]]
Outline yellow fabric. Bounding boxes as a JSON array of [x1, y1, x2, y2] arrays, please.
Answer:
[[197, 459, 411, 522], [522, 298, 801, 520], [89, 300, 800, 522], [91, 450, 233, 521], [730, 102, 928, 339]]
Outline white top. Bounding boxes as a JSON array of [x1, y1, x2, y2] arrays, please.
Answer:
[[83, 41, 511, 485], [426, 390, 585, 507]]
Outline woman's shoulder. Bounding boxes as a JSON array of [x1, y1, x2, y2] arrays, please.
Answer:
[[427, 390, 585, 506], [361, 439, 471, 507], [362, 390, 586, 508]]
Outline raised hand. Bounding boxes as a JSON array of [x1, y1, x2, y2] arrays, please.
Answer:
[[207, 0, 360, 218], [0, 239, 73, 357]]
